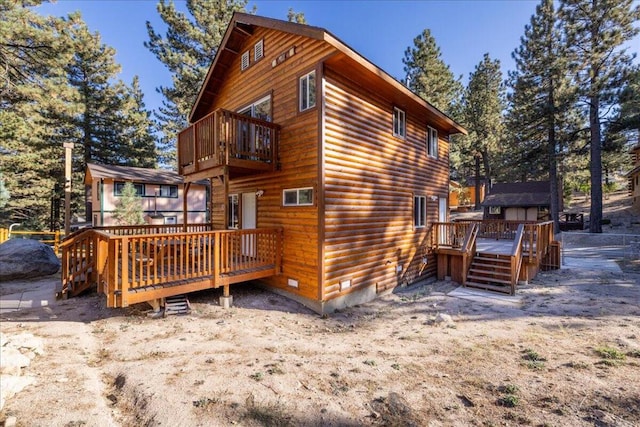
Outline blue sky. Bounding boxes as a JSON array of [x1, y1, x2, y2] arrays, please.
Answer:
[[36, 0, 638, 115]]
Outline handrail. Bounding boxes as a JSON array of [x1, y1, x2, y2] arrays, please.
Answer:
[[509, 224, 526, 295]]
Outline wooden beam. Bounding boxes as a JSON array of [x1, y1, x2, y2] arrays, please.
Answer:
[[183, 182, 191, 232]]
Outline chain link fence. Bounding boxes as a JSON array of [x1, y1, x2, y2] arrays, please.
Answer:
[[560, 232, 640, 273]]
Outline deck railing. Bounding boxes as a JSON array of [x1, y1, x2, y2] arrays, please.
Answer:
[[60, 227, 283, 307], [178, 108, 280, 176]]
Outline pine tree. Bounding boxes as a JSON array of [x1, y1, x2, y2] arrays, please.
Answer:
[[0, 0, 73, 228], [112, 182, 145, 225], [402, 29, 463, 116], [145, 0, 250, 167], [462, 54, 506, 207], [118, 76, 158, 168], [505, 0, 577, 233], [560, 0, 640, 233]]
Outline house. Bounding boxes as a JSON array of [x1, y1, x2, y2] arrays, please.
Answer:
[[628, 144, 640, 210], [449, 180, 485, 210], [481, 181, 560, 221], [176, 12, 467, 313], [85, 163, 209, 226]]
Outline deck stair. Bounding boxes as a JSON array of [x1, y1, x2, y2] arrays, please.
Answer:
[[164, 295, 191, 316], [465, 252, 514, 295]]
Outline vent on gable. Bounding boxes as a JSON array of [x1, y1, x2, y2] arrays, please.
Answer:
[[254, 39, 264, 61], [241, 51, 249, 71]]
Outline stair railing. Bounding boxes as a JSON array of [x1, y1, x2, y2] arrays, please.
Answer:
[[509, 224, 526, 295]]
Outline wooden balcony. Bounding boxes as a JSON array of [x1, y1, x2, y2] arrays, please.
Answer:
[[178, 109, 280, 182], [59, 225, 283, 308]]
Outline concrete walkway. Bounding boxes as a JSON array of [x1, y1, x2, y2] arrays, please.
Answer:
[[0, 277, 57, 315]]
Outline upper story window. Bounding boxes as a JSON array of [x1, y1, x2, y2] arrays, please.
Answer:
[[427, 126, 438, 158], [159, 185, 178, 198], [114, 182, 144, 197], [254, 39, 264, 61], [299, 71, 316, 112], [414, 195, 426, 228], [393, 107, 406, 138], [241, 51, 250, 71], [283, 187, 314, 206]]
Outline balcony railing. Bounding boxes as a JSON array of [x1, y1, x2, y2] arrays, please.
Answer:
[[178, 109, 280, 178]]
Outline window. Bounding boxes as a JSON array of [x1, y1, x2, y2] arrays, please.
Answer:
[[414, 195, 426, 228], [114, 182, 144, 197], [283, 187, 314, 206], [489, 206, 501, 215], [241, 51, 249, 70], [254, 39, 264, 61], [164, 216, 177, 225], [228, 194, 239, 229], [159, 185, 178, 198], [299, 71, 316, 111], [427, 126, 438, 158], [393, 107, 405, 138]]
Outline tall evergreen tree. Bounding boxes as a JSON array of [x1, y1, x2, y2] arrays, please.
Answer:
[[145, 0, 249, 167], [560, 0, 640, 233], [505, 0, 576, 233], [462, 54, 506, 207], [402, 29, 463, 115], [119, 76, 158, 168], [0, 0, 73, 228]]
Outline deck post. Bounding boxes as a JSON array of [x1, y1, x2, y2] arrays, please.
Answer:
[[220, 284, 233, 308], [183, 182, 191, 233]]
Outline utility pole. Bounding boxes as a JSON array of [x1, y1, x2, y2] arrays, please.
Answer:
[[63, 142, 74, 235]]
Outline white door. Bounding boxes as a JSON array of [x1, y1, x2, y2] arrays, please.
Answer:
[[241, 193, 257, 257], [438, 197, 447, 244]]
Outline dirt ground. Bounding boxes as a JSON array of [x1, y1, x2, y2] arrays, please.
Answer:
[[1, 190, 639, 427]]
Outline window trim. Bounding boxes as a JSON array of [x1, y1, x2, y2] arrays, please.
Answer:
[[299, 70, 316, 112], [427, 126, 438, 158], [393, 107, 406, 138], [414, 195, 427, 229], [283, 187, 314, 207], [114, 181, 144, 197]]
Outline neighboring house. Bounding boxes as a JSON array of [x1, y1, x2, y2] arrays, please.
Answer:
[[628, 144, 640, 210], [177, 13, 466, 313], [85, 163, 209, 226], [449, 180, 485, 210], [481, 181, 560, 221]]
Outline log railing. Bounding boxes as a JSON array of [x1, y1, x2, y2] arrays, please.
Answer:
[[178, 108, 280, 176], [60, 227, 283, 307], [93, 223, 213, 236]]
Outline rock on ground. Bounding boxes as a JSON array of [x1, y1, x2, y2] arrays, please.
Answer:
[[0, 239, 60, 281]]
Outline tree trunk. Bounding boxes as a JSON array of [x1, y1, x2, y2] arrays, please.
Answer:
[[548, 77, 560, 235], [589, 92, 603, 233], [481, 148, 491, 199], [474, 155, 481, 210]]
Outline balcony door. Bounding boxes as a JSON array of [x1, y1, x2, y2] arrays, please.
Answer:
[[241, 192, 257, 257], [237, 96, 271, 159]]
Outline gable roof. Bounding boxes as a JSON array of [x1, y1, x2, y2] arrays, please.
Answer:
[[189, 12, 466, 136], [85, 163, 206, 186], [482, 181, 550, 207]]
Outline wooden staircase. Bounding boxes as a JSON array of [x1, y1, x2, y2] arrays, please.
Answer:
[[465, 252, 515, 295]]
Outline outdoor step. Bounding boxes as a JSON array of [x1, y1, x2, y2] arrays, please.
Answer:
[[465, 281, 513, 294], [471, 261, 511, 270], [466, 275, 512, 286], [164, 294, 191, 316], [468, 268, 511, 278], [475, 254, 511, 263]]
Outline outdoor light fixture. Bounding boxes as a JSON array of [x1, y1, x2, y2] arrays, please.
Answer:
[[255, 190, 265, 198]]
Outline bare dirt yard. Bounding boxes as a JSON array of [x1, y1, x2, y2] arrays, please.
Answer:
[[1, 190, 638, 427]]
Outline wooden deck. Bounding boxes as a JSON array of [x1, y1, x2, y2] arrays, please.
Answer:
[[433, 220, 559, 294], [60, 225, 283, 308]]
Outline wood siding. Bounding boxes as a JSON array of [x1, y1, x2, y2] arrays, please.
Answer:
[[204, 27, 335, 302], [322, 68, 450, 300]]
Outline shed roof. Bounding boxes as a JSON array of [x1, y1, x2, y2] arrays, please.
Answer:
[[482, 181, 550, 207], [189, 12, 467, 136], [85, 163, 207, 186]]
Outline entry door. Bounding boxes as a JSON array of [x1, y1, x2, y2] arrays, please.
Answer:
[[438, 197, 447, 244], [241, 192, 257, 257]]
